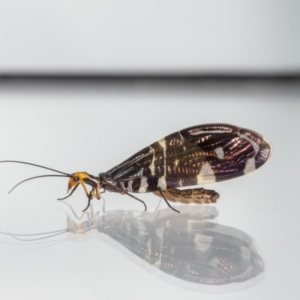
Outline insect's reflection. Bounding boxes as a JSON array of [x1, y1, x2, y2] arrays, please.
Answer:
[[3, 203, 264, 286]]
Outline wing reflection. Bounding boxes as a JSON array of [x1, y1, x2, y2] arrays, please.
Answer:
[[0, 204, 264, 286], [97, 206, 264, 285]]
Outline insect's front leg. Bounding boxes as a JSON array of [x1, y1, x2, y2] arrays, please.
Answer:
[[82, 191, 93, 212], [57, 184, 79, 201], [82, 187, 102, 212], [91, 186, 101, 200]]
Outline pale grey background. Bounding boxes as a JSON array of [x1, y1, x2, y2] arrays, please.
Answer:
[[0, 0, 300, 75], [1, 1, 300, 299], [0, 80, 299, 299]]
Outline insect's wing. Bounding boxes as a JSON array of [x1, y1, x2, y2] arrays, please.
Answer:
[[106, 124, 271, 193]]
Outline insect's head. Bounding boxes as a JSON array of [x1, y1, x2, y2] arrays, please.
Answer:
[[68, 172, 89, 190], [68, 172, 100, 193], [66, 172, 101, 209]]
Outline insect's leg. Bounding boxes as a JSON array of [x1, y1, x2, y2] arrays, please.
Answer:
[[103, 180, 147, 211], [90, 187, 100, 200], [57, 184, 79, 201], [158, 188, 180, 213], [82, 192, 93, 212], [123, 191, 147, 211]]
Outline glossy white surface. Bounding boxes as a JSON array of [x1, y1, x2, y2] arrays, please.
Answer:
[[0, 80, 299, 299], [0, 1, 300, 74]]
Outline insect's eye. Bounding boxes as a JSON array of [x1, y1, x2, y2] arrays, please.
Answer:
[[73, 176, 79, 182]]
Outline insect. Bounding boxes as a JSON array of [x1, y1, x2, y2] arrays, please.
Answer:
[[0, 124, 271, 213]]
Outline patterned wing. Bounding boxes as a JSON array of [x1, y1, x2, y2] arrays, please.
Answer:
[[105, 124, 271, 193]]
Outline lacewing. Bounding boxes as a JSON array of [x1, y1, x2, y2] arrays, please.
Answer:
[[0, 124, 271, 212]]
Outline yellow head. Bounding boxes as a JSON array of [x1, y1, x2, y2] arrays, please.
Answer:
[[68, 172, 90, 191], [67, 172, 101, 202]]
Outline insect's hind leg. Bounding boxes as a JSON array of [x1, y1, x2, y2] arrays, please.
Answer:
[[157, 188, 180, 213]]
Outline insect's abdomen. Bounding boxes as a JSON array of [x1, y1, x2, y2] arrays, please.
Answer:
[[153, 188, 219, 204]]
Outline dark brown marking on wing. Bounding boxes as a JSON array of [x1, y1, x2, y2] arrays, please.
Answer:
[[104, 124, 271, 193]]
